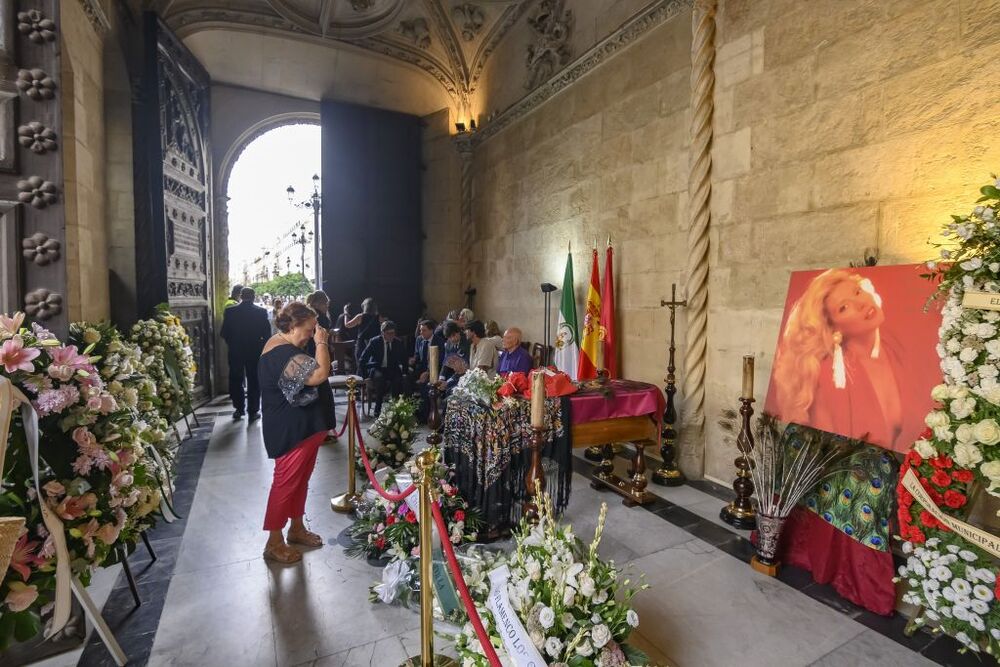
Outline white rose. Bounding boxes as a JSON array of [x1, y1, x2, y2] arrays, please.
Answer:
[[982, 387, 1000, 406], [914, 439, 937, 459], [951, 397, 976, 419], [955, 424, 976, 445], [561, 612, 575, 629], [562, 585, 576, 606], [591, 624, 611, 649], [980, 460, 1000, 484], [949, 385, 971, 399], [931, 384, 951, 401], [538, 606, 555, 629], [576, 640, 594, 657], [959, 347, 978, 363], [973, 584, 994, 602], [544, 636, 563, 658], [925, 411, 950, 429], [579, 574, 596, 598], [980, 324, 998, 339], [946, 339, 962, 353], [933, 426, 953, 442], [954, 442, 984, 468], [973, 418, 1000, 445], [626, 609, 639, 627]]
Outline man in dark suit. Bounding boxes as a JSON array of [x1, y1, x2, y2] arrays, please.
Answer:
[[220, 287, 271, 421], [360, 319, 407, 416], [408, 319, 445, 422]]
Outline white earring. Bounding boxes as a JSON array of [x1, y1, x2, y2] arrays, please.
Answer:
[[832, 331, 846, 389]]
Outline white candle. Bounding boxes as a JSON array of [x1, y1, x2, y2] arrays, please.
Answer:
[[429, 345, 440, 384], [530, 371, 545, 428], [742, 355, 755, 400]]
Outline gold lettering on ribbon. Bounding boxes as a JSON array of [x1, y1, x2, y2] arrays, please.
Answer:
[[961, 291, 1000, 311], [901, 468, 1000, 559]]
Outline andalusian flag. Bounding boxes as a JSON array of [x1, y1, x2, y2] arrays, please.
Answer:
[[554, 249, 579, 379], [601, 241, 617, 378], [578, 248, 602, 380]]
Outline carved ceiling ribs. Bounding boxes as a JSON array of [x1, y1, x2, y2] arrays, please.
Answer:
[[162, 1, 528, 113]]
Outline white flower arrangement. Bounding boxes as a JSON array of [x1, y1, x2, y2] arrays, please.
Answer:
[[898, 176, 1000, 657], [453, 497, 649, 666], [452, 368, 503, 407]]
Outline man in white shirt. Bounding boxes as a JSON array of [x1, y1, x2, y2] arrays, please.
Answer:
[[465, 320, 503, 377], [360, 320, 407, 416]]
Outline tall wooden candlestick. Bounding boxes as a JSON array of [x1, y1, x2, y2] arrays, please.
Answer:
[[428, 344, 440, 384], [720, 396, 756, 530], [523, 426, 546, 523], [654, 284, 686, 486]]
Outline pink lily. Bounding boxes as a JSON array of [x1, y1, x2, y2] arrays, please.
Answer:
[[0, 335, 40, 373], [0, 313, 24, 337], [47, 345, 91, 382], [5, 582, 39, 612], [8, 532, 42, 581]]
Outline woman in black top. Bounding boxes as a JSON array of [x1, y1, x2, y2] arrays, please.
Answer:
[[343, 296, 380, 359], [306, 290, 332, 329], [259, 302, 333, 564]]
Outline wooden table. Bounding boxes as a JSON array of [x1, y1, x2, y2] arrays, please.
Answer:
[[570, 414, 660, 506]]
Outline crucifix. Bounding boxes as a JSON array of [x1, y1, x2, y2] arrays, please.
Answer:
[[653, 284, 687, 486]]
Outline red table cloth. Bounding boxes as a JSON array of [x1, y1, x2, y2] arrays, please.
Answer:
[[568, 379, 665, 425]]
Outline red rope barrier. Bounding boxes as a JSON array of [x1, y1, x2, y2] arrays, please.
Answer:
[[352, 401, 417, 502], [430, 501, 502, 667]]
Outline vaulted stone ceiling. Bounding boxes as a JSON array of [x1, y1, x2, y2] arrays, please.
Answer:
[[155, 0, 533, 115]]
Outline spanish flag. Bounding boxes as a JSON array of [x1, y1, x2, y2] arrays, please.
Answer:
[[600, 241, 617, 378], [578, 247, 601, 379]]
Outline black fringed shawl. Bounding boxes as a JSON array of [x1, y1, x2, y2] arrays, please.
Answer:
[[443, 395, 573, 535]]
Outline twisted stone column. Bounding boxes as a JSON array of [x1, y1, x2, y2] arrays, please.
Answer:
[[681, 0, 717, 477], [455, 135, 475, 294]]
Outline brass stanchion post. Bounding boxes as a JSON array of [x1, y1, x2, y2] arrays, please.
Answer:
[[331, 377, 360, 513], [401, 449, 456, 667]]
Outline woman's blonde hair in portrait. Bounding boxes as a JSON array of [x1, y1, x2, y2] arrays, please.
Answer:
[[772, 269, 883, 424]]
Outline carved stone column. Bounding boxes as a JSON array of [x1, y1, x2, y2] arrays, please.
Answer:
[[681, 0, 717, 478], [455, 133, 474, 294]]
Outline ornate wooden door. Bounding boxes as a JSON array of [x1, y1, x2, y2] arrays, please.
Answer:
[[0, 1, 67, 334], [134, 15, 214, 401]]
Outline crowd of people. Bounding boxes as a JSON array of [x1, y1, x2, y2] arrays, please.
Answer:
[[218, 283, 534, 564]]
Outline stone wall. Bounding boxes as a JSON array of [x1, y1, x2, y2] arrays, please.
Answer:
[[468, 10, 693, 416], [60, 0, 110, 323], [463, 0, 1000, 482], [421, 109, 464, 319]]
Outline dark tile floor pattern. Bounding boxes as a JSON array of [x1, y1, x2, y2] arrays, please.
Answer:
[[77, 418, 215, 667]]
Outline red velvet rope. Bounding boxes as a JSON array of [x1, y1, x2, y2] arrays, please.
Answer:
[[430, 501, 502, 667], [352, 401, 417, 502]]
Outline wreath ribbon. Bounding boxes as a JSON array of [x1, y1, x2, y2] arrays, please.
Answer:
[[0, 377, 72, 636], [901, 468, 1000, 559]]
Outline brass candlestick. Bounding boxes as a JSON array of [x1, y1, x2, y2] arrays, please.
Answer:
[[654, 284, 686, 486], [523, 426, 546, 523], [331, 377, 361, 513], [720, 396, 757, 530]]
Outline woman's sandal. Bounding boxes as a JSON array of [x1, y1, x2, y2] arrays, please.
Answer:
[[286, 529, 324, 548], [263, 543, 302, 564]]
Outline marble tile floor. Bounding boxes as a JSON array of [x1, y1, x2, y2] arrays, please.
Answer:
[[28, 397, 973, 667]]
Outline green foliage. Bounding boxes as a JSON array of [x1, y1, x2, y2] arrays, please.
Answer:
[[250, 272, 313, 299]]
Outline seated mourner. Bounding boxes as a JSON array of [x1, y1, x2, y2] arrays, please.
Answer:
[[359, 319, 407, 416]]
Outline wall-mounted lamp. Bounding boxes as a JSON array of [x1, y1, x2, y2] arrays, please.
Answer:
[[455, 121, 467, 133], [470, 119, 477, 131]]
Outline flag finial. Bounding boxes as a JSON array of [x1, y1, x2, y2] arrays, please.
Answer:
[[607, 234, 612, 247], [592, 237, 597, 250], [568, 240, 571, 253]]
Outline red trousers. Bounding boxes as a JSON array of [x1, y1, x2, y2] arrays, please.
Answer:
[[263, 431, 326, 531]]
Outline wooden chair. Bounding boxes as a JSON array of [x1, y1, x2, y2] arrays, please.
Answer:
[[328, 341, 365, 407], [531, 343, 550, 368]]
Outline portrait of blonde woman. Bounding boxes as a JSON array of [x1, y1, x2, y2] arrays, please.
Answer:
[[766, 266, 941, 452]]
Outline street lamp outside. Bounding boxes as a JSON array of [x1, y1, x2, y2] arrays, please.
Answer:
[[287, 173, 322, 291]]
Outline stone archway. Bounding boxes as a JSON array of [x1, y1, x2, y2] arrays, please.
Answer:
[[211, 110, 320, 392]]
